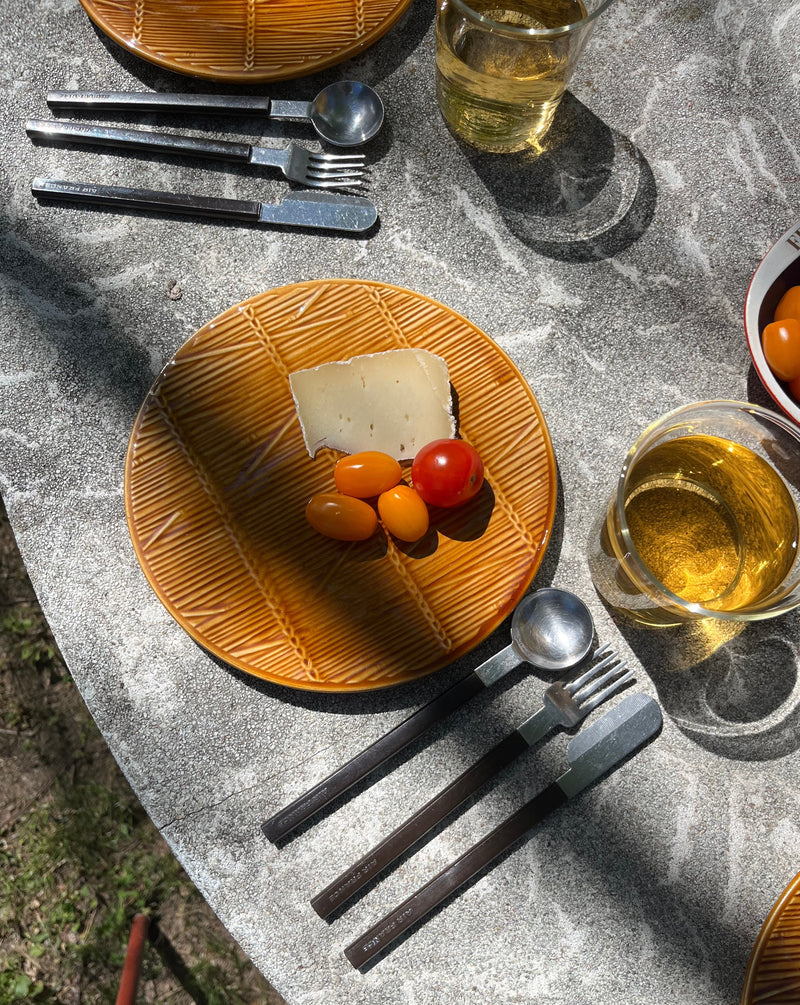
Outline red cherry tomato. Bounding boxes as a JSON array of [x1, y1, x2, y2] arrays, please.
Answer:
[[378, 485, 430, 542], [774, 285, 800, 323], [334, 451, 402, 498], [305, 493, 378, 541], [763, 318, 800, 382], [411, 439, 484, 508]]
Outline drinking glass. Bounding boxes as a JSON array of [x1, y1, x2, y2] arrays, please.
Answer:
[[435, 0, 618, 153], [588, 401, 800, 627]]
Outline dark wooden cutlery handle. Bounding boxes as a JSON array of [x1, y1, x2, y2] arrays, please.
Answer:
[[262, 671, 488, 843], [344, 781, 568, 969], [311, 730, 529, 918]]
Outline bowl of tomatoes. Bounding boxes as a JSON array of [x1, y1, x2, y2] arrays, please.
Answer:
[[745, 218, 800, 426]]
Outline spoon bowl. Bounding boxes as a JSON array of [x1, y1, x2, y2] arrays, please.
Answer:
[[510, 587, 594, 672], [309, 81, 385, 146]]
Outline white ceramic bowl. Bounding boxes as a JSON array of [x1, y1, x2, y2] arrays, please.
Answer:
[[744, 218, 800, 426]]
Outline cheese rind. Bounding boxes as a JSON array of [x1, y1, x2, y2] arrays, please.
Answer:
[[289, 349, 456, 460]]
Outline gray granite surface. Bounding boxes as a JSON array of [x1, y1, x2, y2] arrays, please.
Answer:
[[3, 1, 800, 1002]]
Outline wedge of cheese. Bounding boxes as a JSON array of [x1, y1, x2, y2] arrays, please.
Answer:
[[289, 349, 456, 460]]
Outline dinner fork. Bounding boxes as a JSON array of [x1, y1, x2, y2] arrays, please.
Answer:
[[311, 645, 633, 919], [25, 119, 367, 191]]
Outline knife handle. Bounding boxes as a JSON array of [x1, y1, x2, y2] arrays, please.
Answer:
[[31, 179, 262, 222], [27, 119, 252, 163], [344, 781, 568, 969], [47, 90, 273, 116], [261, 671, 489, 844], [311, 730, 529, 919]]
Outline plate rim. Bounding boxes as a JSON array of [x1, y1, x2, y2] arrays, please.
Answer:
[[123, 278, 558, 692], [740, 869, 800, 1004]]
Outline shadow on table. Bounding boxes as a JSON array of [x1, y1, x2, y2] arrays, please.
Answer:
[[462, 92, 657, 262], [208, 464, 568, 839], [216, 458, 568, 715], [600, 600, 800, 762]]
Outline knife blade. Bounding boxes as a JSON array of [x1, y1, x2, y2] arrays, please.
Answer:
[[344, 693, 662, 969], [31, 178, 378, 233]]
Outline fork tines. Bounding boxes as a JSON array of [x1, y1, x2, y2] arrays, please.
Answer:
[[568, 644, 634, 714], [308, 153, 369, 188]]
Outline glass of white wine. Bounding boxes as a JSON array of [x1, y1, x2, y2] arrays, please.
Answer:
[[435, 0, 618, 153], [589, 401, 800, 627]]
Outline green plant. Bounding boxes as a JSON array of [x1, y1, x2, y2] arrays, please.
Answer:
[[0, 498, 282, 1004]]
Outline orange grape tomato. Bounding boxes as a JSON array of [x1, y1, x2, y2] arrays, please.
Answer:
[[305, 493, 378, 541], [788, 372, 800, 403], [774, 285, 800, 323], [762, 318, 800, 382], [377, 485, 430, 542], [333, 451, 402, 498]]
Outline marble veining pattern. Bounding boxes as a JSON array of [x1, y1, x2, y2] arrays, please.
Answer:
[[3, 0, 800, 1002]]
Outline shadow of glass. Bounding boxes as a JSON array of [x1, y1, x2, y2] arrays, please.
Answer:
[[606, 605, 800, 761], [462, 92, 657, 261]]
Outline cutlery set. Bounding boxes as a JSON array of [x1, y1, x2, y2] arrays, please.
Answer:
[[27, 84, 382, 234], [261, 589, 663, 967]]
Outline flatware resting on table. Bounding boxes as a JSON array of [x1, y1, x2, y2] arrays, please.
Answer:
[[344, 692, 663, 968], [26, 120, 367, 191], [46, 80, 385, 147], [311, 643, 634, 919], [261, 588, 596, 843], [29, 83, 382, 232], [31, 179, 378, 234]]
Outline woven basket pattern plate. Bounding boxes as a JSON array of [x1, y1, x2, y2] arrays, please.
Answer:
[[742, 871, 800, 1004], [124, 280, 556, 693], [79, 0, 412, 81]]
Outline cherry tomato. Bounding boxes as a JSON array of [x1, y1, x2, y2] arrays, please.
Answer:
[[411, 439, 484, 508], [789, 372, 800, 403], [334, 451, 402, 498], [378, 485, 430, 542], [774, 285, 800, 323], [763, 318, 800, 382], [305, 493, 378, 541]]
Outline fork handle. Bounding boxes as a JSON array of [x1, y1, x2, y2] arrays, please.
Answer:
[[344, 781, 568, 969], [47, 90, 274, 116], [311, 730, 530, 919], [261, 671, 490, 844], [27, 119, 252, 163]]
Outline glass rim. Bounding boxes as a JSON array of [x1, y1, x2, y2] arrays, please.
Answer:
[[444, 0, 619, 38], [613, 399, 800, 623]]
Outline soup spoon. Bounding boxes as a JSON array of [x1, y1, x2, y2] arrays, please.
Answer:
[[262, 587, 596, 843], [47, 81, 385, 147]]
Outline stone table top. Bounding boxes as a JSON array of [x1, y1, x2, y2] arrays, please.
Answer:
[[3, 1, 800, 1002]]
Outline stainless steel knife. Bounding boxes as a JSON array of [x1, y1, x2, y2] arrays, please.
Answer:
[[31, 178, 378, 233], [344, 693, 663, 969]]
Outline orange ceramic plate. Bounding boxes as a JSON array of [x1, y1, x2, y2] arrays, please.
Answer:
[[124, 280, 556, 693], [741, 870, 800, 1004], [79, 0, 413, 82]]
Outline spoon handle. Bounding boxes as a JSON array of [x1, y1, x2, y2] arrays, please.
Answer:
[[261, 645, 520, 844], [47, 90, 274, 116]]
